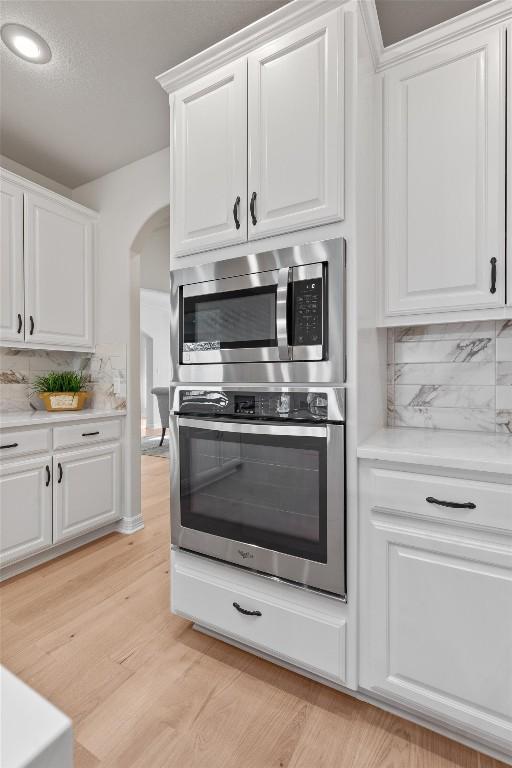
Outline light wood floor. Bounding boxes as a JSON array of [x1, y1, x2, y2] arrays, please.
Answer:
[[0, 455, 506, 768]]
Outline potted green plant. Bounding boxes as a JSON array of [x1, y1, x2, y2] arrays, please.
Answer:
[[32, 371, 91, 412]]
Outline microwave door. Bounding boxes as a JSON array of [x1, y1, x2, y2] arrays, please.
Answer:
[[181, 271, 283, 364]]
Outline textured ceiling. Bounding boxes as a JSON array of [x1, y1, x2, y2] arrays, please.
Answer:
[[375, 0, 490, 47], [0, 0, 493, 189], [0, 0, 290, 188]]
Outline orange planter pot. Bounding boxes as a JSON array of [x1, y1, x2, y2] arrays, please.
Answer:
[[39, 391, 91, 412]]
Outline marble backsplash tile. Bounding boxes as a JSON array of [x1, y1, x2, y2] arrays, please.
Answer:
[[388, 320, 512, 434], [0, 344, 127, 413]]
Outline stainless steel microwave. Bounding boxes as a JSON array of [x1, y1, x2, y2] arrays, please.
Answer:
[[170, 238, 346, 385]]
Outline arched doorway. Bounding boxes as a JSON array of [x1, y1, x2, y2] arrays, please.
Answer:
[[127, 205, 170, 528]]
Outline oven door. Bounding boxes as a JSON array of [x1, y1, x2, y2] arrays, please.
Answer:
[[181, 269, 289, 364], [170, 416, 345, 597]]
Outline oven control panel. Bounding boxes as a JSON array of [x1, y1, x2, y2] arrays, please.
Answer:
[[177, 389, 330, 421], [292, 278, 323, 346]]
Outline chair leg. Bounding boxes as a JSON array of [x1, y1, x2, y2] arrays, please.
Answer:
[[159, 427, 166, 447]]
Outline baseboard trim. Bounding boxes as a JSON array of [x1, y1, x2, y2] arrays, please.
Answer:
[[0, 522, 120, 581], [116, 514, 144, 534], [193, 624, 512, 766]]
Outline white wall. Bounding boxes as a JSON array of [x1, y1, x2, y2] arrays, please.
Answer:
[[0, 154, 72, 198], [140, 224, 170, 292], [72, 147, 170, 525], [140, 289, 170, 427]]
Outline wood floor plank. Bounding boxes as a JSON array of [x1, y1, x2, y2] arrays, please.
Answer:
[[0, 455, 508, 768]]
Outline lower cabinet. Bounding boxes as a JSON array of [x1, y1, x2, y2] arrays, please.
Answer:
[[359, 464, 512, 753], [0, 437, 122, 569], [53, 443, 121, 543], [172, 549, 347, 684], [0, 455, 52, 565]]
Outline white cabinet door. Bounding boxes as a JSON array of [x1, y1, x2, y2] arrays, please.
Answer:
[[173, 59, 247, 257], [360, 481, 512, 750], [53, 443, 121, 543], [24, 192, 94, 348], [0, 178, 24, 343], [247, 9, 343, 240], [0, 456, 52, 566], [383, 26, 505, 316]]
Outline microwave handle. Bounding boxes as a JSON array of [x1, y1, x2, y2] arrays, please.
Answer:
[[276, 267, 291, 361]]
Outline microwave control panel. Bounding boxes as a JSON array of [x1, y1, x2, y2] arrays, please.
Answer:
[[292, 278, 323, 346]]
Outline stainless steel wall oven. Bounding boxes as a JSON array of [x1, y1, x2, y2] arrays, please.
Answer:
[[170, 386, 346, 597], [170, 238, 346, 384]]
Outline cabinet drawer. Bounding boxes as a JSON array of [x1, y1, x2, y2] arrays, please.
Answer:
[[370, 467, 512, 533], [53, 419, 121, 450], [0, 428, 51, 460], [172, 550, 346, 683]]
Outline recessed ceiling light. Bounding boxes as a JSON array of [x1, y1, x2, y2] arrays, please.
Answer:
[[1, 23, 51, 64]]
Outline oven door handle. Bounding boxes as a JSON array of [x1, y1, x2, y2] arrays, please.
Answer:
[[276, 267, 291, 362], [178, 417, 326, 438]]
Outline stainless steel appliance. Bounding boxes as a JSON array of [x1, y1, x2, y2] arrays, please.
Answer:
[[170, 385, 346, 597], [170, 238, 346, 384]]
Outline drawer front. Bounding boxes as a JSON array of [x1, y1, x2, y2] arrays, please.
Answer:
[[172, 551, 346, 683], [0, 428, 51, 460], [53, 419, 121, 450], [370, 467, 512, 533]]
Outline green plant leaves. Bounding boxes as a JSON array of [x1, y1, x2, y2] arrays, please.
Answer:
[[31, 370, 89, 394]]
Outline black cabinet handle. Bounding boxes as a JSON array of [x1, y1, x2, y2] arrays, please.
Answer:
[[17, 313, 22, 334], [0, 443, 18, 450], [250, 191, 257, 225], [490, 257, 497, 294], [426, 496, 476, 510], [29, 315, 34, 335], [82, 431, 100, 437], [57, 462, 63, 484], [233, 601, 262, 617], [45, 465, 51, 487], [232, 196, 241, 230]]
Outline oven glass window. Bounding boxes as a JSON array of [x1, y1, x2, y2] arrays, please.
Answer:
[[183, 286, 277, 349], [179, 425, 327, 562]]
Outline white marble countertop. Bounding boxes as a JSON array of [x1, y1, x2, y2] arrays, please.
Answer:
[[0, 408, 127, 429], [0, 665, 73, 768], [358, 427, 512, 476]]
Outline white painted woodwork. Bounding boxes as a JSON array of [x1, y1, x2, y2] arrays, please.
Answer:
[[173, 59, 247, 256], [0, 455, 52, 566], [0, 428, 52, 460], [52, 419, 121, 451], [172, 549, 347, 683], [0, 178, 25, 343], [383, 26, 505, 316], [359, 464, 512, 752], [53, 443, 121, 543], [24, 191, 94, 348], [247, 9, 343, 240], [507, 23, 512, 307]]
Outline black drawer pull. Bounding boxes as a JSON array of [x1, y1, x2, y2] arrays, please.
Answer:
[[45, 465, 51, 487], [490, 257, 497, 294], [0, 443, 18, 449], [232, 196, 240, 229], [57, 462, 63, 484], [426, 496, 476, 510], [82, 431, 100, 437], [233, 601, 262, 617], [250, 191, 257, 225], [17, 313, 22, 334], [29, 315, 34, 335]]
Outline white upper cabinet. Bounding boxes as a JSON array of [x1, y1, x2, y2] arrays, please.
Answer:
[[507, 23, 512, 307], [24, 191, 94, 349], [247, 9, 343, 240], [0, 179, 24, 342], [173, 60, 247, 257], [383, 26, 506, 317]]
